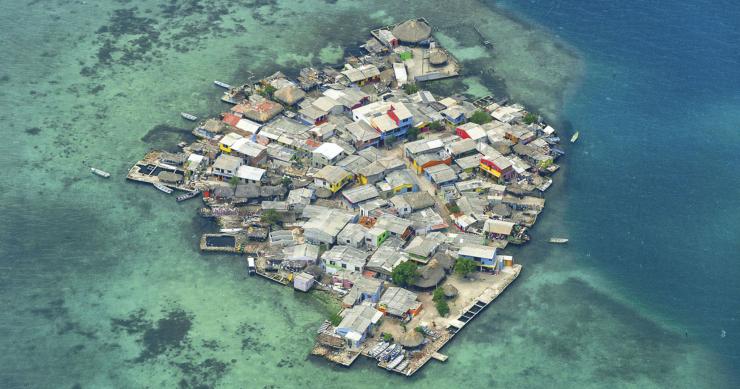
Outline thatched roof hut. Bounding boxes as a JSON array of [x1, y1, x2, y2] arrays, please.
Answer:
[[429, 49, 448, 66], [413, 258, 446, 289], [442, 284, 458, 298], [399, 330, 424, 348], [392, 19, 432, 44], [274, 85, 306, 106]]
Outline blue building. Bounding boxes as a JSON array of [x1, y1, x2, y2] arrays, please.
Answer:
[[458, 243, 497, 270]]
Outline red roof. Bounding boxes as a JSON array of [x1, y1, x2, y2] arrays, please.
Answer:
[[222, 113, 240, 127]]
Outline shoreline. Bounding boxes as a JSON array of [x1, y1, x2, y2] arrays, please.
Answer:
[[127, 18, 566, 377]]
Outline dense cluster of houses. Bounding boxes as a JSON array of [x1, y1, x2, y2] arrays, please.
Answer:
[[132, 19, 561, 357]]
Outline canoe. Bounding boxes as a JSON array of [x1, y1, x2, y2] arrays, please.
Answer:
[[176, 190, 200, 202], [153, 182, 173, 194], [180, 112, 198, 121], [570, 131, 580, 143], [214, 80, 232, 89], [549, 238, 569, 244], [90, 167, 110, 178]]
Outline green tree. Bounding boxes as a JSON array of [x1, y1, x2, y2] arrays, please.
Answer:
[[432, 287, 445, 302], [392, 261, 419, 287], [281, 176, 292, 188], [446, 202, 460, 214], [384, 135, 397, 148], [523, 112, 538, 125], [469, 110, 493, 125], [455, 258, 478, 278], [258, 84, 277, 98], [382, 333, 393, 342], [403, 83, 419, 95], [427, 121, 444, 132], [435, 299, 450, 316], [229, 175, 239, 195], [407, 126, 420, 141], [261, 209, 281, 226], [329, 311, 342, 326]]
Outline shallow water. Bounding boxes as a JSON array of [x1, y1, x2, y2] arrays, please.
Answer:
[[1, 0, 737, 387]]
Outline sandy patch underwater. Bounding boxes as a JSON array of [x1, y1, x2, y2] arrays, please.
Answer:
[[0, 0, 730, 387]]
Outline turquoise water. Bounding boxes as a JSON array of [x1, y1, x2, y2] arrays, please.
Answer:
[[1, 0, 737, 387]]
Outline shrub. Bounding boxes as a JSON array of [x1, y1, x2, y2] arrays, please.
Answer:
[[403, 83, 419, 95], [435, 299, 450, 316], [523, 112, 538, 125], [407, 126, 420, 141], [428, 121, 444, 131], [469, 110, 493, 125]]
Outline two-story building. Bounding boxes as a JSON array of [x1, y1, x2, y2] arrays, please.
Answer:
[[352, 101, 413, 143], [212, 154, 243, 180], [311, 142, 346, 168]]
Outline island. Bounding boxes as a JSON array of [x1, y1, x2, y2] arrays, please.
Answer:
[[127, 18, 564, 377]]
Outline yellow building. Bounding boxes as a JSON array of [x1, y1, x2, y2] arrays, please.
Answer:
[[314, 165, 353, 193]]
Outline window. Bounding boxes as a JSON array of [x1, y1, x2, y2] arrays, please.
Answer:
[[342, 263, 347, 269]]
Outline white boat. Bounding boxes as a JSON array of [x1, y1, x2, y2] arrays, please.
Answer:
[[153, 182, 173, 194], [395, 359, 409, 372], [570, 131, 580, 143], [214, 80, 232, 89], [176, 190, 200, 202], [180, 112, 198, 121], [549, 238, 569, 244], [219, 228, 243, 233], [387, 354, 405, 370], [90, 167, 110, 178]]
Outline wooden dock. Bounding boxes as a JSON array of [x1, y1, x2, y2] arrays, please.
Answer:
[[403, 265, 522, 376]]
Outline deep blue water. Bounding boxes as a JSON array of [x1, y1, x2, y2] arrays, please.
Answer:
[[498, 0, 740, 375]]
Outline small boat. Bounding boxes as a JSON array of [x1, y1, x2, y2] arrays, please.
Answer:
[[90, 167, 110, 178], [387, 354, 405, 370], [180, 112, 198, 121], [176, 189, 200, 202], [214, 80, 232, 89], [153, 182, 173, 194], [395, 359, 409, 372], [549, 237, 569, 244], [247, 257, 256, 276], [221, 94, 239, 104], [379, 344, 396, 361], [570, 131, 580, 143], [369, 342, 388, 358]]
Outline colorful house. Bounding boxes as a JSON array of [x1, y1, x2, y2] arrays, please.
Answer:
[[456, 122, 486, 141], [365, 227, 389, 249], [340, 64, 381, 86], [352, 101, 413, 143], [480, 153, 514, 181], [218, 132, 243, 153], [383, 170, 418, 194], [314, 165, 353, 193], [458, 243, 498, 270]]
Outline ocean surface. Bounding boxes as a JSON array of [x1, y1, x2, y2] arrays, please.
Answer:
[[1, 0, 738, 387]]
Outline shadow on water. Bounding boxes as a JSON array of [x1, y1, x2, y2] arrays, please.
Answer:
[[140, 124, 196, 152]]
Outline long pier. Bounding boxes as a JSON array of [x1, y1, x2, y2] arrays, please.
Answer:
[[314, 265, 521, 376], [403, 264, 521, 376]]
